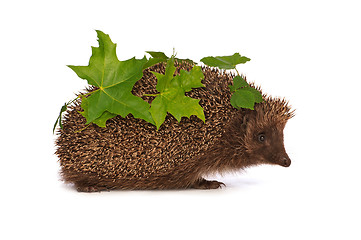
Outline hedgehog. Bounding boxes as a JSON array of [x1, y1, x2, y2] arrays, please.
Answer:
[[55, 61, 294, 192]]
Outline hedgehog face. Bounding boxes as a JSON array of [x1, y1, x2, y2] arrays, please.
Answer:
[[242, 100, 293, 168], [250, 123, 291, 167]]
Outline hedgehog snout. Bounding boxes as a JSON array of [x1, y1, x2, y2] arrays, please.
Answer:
[[280, 156, 291, 167]]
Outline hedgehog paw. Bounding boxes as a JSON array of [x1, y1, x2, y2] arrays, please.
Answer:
[[76, 185, 101, 192], [191, 178, 226, 190]]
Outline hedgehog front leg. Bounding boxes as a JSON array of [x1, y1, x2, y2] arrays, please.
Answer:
[[191, 178, 225, 189]]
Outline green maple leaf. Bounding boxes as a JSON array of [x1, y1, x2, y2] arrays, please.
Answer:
[[200, 53, 250, 70], [68, 30, 154, 126], [149, 57, 205, 129]]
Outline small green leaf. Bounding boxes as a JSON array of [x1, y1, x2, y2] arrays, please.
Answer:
[[233, 75, 249, 89], [143, 51, 170, 69], [229, 75, 249, 92], [230, 88, 255, 110], [243, 87, 263, 103], [200, 53, 250, 70], [53, 103, 68, 133], [146, 51, 169, 59]]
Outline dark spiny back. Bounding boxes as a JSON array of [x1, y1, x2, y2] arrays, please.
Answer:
[[55, 61, 239, 182]]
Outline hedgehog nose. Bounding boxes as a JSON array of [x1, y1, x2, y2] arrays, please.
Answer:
[[281, 156, 291, 167]]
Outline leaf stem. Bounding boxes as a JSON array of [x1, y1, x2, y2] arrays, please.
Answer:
[[66, 89, 99, 106], [235, 68, 241, 76], [74, 124, 91, 133]]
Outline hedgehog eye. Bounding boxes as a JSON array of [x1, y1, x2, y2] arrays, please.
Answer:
[[258, 134, 266, 143]]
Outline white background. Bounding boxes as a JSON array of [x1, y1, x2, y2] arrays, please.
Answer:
[[1, 0, 360, 239]]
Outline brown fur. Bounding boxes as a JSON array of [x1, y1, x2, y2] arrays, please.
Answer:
[[55, 61, 294, 192]]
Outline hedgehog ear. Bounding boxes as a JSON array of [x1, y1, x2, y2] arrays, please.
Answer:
[[258, 106, 265, 116]]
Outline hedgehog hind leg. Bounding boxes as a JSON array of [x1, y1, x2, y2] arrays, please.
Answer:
[[60, 168, 109, 192], [191, 178, 225, 189]]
